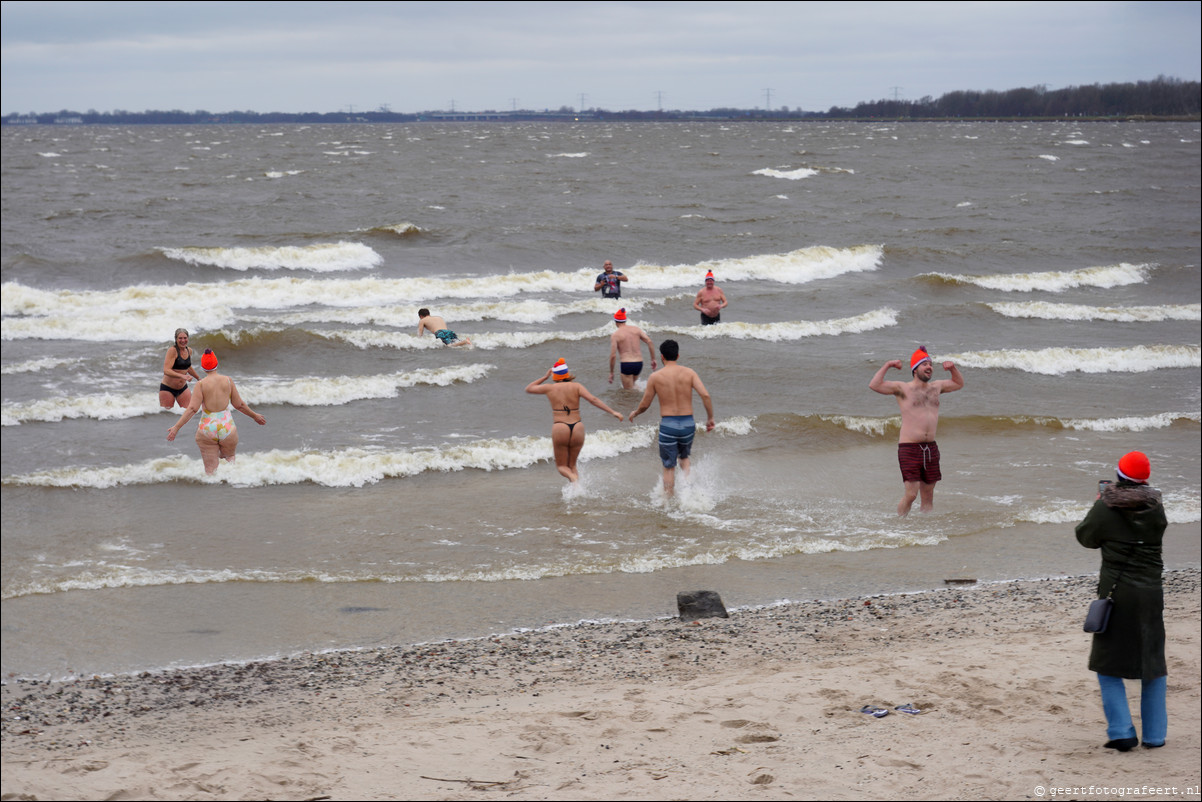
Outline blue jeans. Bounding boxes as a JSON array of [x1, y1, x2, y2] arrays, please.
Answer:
[[1097, 673, 1167, 745]]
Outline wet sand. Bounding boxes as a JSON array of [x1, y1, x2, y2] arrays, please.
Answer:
[[2, 570, 1199, 801]]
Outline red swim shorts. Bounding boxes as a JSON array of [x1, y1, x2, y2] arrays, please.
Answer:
[[898, 441, 941, 484]]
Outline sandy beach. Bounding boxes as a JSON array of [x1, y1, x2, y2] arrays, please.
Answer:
[[2, 571, 1198, 801]]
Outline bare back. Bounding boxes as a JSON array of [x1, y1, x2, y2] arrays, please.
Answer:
[[645, 364, 704, 417], [610, 324, 649, 362], [196, 374, 235, 412], [542, 381, 583, 421], [418, 315, 449, 334]]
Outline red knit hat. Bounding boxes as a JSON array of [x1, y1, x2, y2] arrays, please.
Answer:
[[705, 270, 715, 283], [1117, 451, 1151, 483], [613, 308, 627, 322], [910, 347, 931, 373], [201, 349, 218, 371]]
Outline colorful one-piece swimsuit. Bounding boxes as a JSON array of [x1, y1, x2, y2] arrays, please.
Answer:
[[198, 409, 236, 441]]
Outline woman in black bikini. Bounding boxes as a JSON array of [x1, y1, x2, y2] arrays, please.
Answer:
[[159, 328, 201, 409], [525, 358, 623, 483]]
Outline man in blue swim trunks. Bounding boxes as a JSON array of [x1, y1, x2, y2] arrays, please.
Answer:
[[417, 308, 472, 347], [628, 339, 715, 497], [608, 307, 656, 389]]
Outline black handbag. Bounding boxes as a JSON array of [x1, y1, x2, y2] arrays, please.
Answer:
[[1084, 543, 1130, 634], [1083, 597, 1113, 633]]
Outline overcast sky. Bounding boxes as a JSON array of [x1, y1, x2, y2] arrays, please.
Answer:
[[3, 1, 1199, 115]]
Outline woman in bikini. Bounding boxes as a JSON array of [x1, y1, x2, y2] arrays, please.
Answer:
[[159, 328, 201, 409], [167, 349, 266, 474], [525, 358, 623, 483]]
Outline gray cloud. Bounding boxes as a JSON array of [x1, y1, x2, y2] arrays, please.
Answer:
[[3, 1, 1199, 114]]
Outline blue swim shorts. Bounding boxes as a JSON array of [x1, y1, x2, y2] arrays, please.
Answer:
[[658, 415, 696, 468]]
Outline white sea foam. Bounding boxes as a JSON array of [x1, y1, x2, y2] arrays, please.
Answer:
[[319, 324, 613, 351], [1039, 154, 1059, 161], [819, 412, 1199, 435], [258, 294, 689, 329], [1, 365, 495, 425], [926, 262, 1151, 292], [821, 415, 900, 436], [2, 426, 660, 489], [649, 308, 898, 341], [160, 242, 382, 272], [948, 345, 1199, 374], [0, 355, 82, 375], [1020, 493, 1199, 525], [988, 301, 1200, 322], [1057, 412, 1200, 432], [1017, 502, 1090, 524], [1, 245, 883, 342], [1, 421, 760, 489], [0, 516, 954, 599], [753, 166, 819, 180], [370, 222, 423, 236]]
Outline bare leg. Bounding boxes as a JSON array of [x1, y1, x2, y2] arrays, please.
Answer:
[[195, 427, 238, 474], [662, 466, 676, 497], [898, 481, 921, 516], [195, 430, 221, 474], [161, 387, 192, 409], [918, 482, 936, 512], [551, 423, 579, 482], [621, 372, 636, 390], [565, 423, 586, 481]]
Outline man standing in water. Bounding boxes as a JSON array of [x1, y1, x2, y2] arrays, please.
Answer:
[[869, 346, 964, 516], [693, 270, 728, 325], [628, 339, 715, 497], [417, 308, 472, 347], [594, 260, 627, 299], [608, 308, 656, 389]]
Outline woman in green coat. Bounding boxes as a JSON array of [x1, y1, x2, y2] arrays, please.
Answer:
[[1075, 451, 1168, 752]]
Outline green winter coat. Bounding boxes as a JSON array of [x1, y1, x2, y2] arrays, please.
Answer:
[[1075, 481, 1167, 681]]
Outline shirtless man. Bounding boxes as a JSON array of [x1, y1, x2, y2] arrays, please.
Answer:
[[417, 308, 472, 347], [608, 308, 656, 389], [693, 270, 727, 325], [868, 346, 964, 516], [167, 349, 266, 474], [628, 339, 715, 497]]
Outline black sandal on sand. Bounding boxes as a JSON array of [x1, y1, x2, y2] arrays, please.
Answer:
[[859, 705, 889, 718]]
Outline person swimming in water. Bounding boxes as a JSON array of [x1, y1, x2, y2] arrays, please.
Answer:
[[525, 358, 623, 483], [166, 349, 266, 474], [417, 308, 472, 347]]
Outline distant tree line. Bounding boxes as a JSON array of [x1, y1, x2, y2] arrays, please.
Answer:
[[825, 76, 1199, 119], [5, 77, 1198, 125]]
